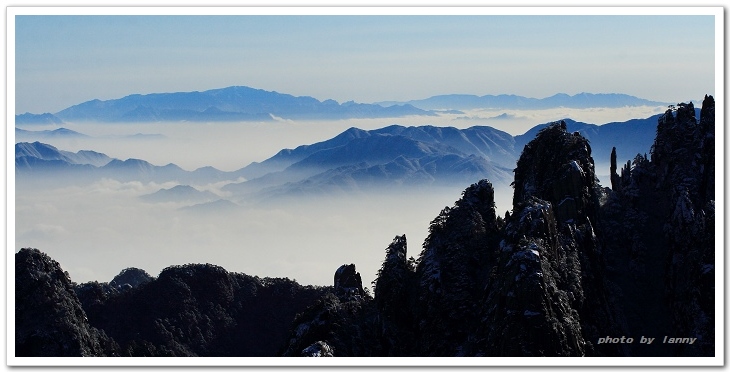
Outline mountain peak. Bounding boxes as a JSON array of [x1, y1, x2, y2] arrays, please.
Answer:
[[16, 141, 63, 160], [513, 121, 599, 224]]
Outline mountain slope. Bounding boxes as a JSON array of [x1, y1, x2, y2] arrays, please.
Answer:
[[225, 125, 519, 198]]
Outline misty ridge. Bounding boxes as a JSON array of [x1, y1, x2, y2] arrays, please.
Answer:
[[13, 87, 715, 357]]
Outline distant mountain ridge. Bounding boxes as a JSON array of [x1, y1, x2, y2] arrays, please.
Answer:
[[50, 86, 433, 123], [15, 112, 64, 125], [15, 141, 245, 185], [377, 92, 669, 111], [140, 185, 219, 204], [223, 113, 661, 200], [16, 141, 112, 167], [224, 124, 520, 199], [514, 115, 663, 168], [239, 125, 517, 181], [16, 127, 87, 140], [15, 127, 166, 141]]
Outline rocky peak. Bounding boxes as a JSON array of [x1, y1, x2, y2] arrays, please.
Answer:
[[374, 235, 410, 306], [610, 147, 621, 193], [481, 196, 586, 356], [15, 248, 118, 356], [513, 121, 599, 224], [334, 264, 365, 299], [454, 179, 498, 230], [698, 95, 715, 204], [301, 341, 334, 357], [651, 100, 706, 203], [109, 267, 153, 291]]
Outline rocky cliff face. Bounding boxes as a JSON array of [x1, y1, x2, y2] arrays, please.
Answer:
[[15, 250, 328, 357], [601, 96, 715, 356], [280, 264, 381, 357], [478, 122, 622, 356], [15, 248, 119, 357], [414, 179, 502, 356]]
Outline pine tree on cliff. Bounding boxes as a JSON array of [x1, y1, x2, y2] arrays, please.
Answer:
[[373, 235, 417, 355], [415, 179, 501, 356]]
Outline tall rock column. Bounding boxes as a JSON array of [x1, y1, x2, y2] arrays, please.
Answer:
[[481, 122, 622, 356]]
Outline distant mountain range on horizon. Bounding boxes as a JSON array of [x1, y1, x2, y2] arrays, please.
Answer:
[[375, 92, 669, 111], [15, 86, 672, 124]]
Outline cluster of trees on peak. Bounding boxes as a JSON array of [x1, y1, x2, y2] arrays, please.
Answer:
[[15, 248, 329, 357], [15, 96, 714, 358]]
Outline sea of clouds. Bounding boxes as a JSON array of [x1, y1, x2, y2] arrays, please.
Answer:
[[13, 105, 665, 287]]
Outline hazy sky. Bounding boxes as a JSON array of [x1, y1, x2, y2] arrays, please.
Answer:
[[12, 9, 717, 114]]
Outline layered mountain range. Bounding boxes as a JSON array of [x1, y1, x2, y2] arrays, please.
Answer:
[[15, 86, 666, 124], [16, 113, 662, 204]]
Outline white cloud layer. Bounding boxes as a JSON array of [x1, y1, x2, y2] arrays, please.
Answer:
[[11, 103, 695, 287]]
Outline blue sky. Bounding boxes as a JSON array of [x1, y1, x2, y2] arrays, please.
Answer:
[[12, 10, 717, 114]]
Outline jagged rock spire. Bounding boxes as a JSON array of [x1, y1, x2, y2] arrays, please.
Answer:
[[513, 121, 600, 224], [610, 147, 621, 193], [334, 264, 365, 299]]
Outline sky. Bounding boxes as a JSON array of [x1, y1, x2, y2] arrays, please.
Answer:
[[11, 8, 718, 115]]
